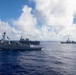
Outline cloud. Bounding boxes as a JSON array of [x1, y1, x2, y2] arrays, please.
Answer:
[[32, 0, 76, 40], [13, 0, 76, 40], [1, 0, 76, 41], [14, 5, 42, 40]]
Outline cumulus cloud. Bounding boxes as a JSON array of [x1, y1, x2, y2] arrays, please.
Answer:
[[13, 0, 76, 40], [1, 0, 76, 41], [32, 0, 76, 40], [13, 5, 42, 40]]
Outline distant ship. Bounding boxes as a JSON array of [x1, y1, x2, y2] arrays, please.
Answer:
[[19, 36, 40, 45], [0, 32, 42, 51], [60, 38, 76, 44]]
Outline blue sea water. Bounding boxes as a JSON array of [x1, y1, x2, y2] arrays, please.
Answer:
[[0, 41, 76, 75]]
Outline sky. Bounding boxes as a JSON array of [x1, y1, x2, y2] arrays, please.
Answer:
[[0, 0, 76, 41]]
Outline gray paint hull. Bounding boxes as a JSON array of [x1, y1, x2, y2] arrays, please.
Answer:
[[61, 42, 76, 44], [0, 45, 42, 51]]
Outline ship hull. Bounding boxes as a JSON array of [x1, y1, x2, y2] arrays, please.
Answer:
[[19, 40, 40, 45], [0, 44, 42, 51], [61, 42, 76, 44]]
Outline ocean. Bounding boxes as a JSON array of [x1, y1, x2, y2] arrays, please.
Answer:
[[0, 41, 76, 75]]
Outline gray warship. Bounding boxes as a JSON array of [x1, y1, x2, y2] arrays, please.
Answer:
[[19, 37, 40, 45], [0, 32, 42, 51], [61, 38, 76, 44]]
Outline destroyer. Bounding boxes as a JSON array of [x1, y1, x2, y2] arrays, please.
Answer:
[[60, 38, 76, 44], [0, 32, 42, 50]]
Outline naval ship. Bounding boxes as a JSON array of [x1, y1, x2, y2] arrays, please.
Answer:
[[19, 36, 40, 45], [60, 38, 76, 44], [0, 32, 42, 50]]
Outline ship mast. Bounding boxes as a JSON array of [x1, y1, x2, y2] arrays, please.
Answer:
[[2, 31, 6, 41]]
